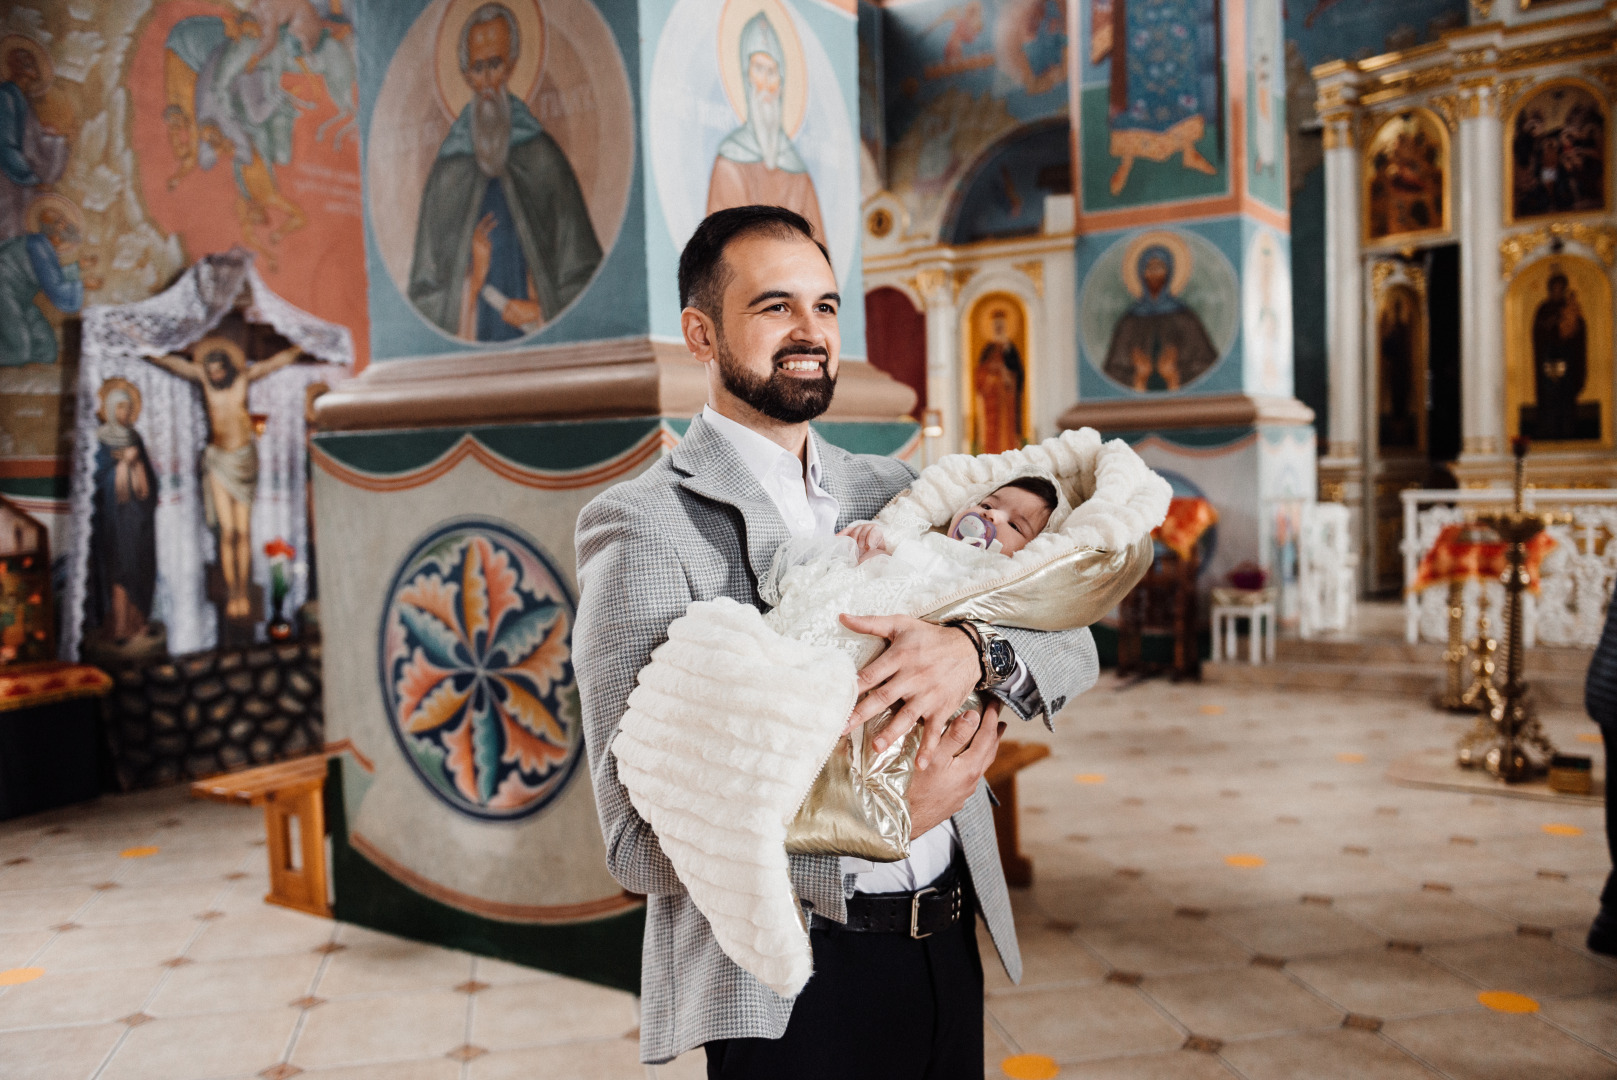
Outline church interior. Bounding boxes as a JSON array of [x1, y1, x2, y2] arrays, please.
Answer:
[[0, 0, 1614, 1077]]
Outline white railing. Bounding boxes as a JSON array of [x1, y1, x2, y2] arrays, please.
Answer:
[[1401, 488, 1617, 647]]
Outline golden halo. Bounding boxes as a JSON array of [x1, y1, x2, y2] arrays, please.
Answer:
[[972, 293, 1024, 343], [717, 0, 807, 139], [1121, 230, 1194, 299], [96, 378, 142, 425], [435, 0, 545, 120], [24, 193, 81, 236], [193, 336, 248, 373], [0, 35, 52, 89]]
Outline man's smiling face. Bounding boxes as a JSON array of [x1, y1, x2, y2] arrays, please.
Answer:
[[709, 231, 840, 424]]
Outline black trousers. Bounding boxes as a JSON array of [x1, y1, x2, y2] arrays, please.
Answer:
[[1601, 725, 1615, 914], [705, 895, 985, 1080]]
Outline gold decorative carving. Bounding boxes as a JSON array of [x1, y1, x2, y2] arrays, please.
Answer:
[[1499, 223, 1617, 279], [1459, 89, 1488, 119], [1468, 0, 1493, 19], [866, 207, 893, 239], [1317, 84, 1352, 111], [1428, 93, 1459, 132], [1371, 261, 1398, 294], [1455, 47, 1492, 70], [914, 269, 949, 302], [1012, 260, 1045, 298], [1319, 480, 1346, 503], [1405, 264, 1427, 297], [951, 268, 976, 298], [1321, 119, 1354, 149], [1496, 76, 1535, 117], [1585, 61, 1617, 98], [1501, 34, 1616, 72]]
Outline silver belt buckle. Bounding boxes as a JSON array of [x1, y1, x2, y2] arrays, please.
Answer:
[[910, 885, 938, 939]]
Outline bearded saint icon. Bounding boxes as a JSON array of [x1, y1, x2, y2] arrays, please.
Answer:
[[706, 12, 825, 242]]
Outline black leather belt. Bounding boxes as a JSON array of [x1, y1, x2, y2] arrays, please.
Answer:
[[812, 863, 966, 939]]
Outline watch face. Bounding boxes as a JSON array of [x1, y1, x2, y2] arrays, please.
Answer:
[[988, 638, 1015, 677]]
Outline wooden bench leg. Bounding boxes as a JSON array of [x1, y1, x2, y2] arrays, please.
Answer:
[[989, 773, 1034, 888], [261, 777, 331, 918]]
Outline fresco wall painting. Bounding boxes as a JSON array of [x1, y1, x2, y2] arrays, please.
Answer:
[[363, 0, 633, 358], [0, 1, 369, 593]]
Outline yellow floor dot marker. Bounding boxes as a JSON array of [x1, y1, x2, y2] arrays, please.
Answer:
[[1001, 1054, 1059, 1080], [1336, 753, 1366, 764], [1225, 854, 1266, 868], [119, 846, 159, 859], [0, 967, 43, 986], [1478, 990, 1539, 1013], [1199, 704, 1224, 715], [1541, 824, 1583, 837], [1577, 732, 1602, 744], [1074, 773, 1106, 784]]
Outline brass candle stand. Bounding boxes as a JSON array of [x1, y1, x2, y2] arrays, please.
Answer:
[[1456, 440, 1559, 782]]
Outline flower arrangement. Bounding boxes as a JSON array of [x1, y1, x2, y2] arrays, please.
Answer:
[[265, 538, 296, 639]]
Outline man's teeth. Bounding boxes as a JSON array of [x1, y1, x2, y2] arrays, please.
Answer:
[[781, 359, 821, 371]]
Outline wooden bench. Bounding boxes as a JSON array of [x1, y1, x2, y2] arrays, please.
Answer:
[[192, 754, 332, 917], [986, 740, 1051, 888]]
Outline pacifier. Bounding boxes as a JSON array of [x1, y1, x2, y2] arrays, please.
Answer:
[[950, 510, 997, 551]]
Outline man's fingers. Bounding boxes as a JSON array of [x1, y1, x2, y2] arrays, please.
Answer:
[[853, 679, 901, 730], [965, 718, 1007, 773], [873, 708, 919, 755], [840, 613, 897, 640], [855, 650, 899, 694]]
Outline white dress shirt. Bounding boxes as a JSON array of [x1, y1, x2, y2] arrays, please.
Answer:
[[700, 406, 959, 893]]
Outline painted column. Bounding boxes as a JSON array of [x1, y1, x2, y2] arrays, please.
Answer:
[[1321, 114, 1363, 465], [917, 267, 960, 461], [1458, 81, 1506, 464]]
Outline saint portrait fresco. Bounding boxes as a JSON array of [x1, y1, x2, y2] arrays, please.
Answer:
[[1376, 283, 1425, 451], [1509, 82, 1606, 222], [1505, 256, 1612, 447], [0, 195, 87, 367], [0, 34, 71, 244], [367, 0, 632, 346], [650, 0, 858, 288], [1364, 110, 1448, 243], [707, 7, 825, 241], [1080, 227, 1238, 395], [967, 294, 1027, 454]]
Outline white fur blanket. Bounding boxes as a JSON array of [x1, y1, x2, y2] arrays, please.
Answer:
[[612, 428, 1170, 996]]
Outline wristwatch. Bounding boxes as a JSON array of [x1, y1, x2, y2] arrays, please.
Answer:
[[956, 620, 1017, 689]]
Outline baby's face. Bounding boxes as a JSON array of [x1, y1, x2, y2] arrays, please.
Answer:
[[951, 485, 1053, 555]]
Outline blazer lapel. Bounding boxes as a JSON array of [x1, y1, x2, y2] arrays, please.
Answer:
[[672, 416, 791, 591]]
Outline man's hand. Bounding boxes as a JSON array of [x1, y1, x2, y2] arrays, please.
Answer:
[[470, 213, 496, 292], [838, 613, 981, 770], [836, 522, 886, 562], [502, 297, 541, 328], [906, 700, 1004, 837]]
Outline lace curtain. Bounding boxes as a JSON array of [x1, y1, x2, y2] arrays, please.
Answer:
[[62, 250, 352, 660]]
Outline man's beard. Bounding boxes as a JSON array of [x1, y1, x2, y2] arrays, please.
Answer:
[[715, 325, 835, 424], [747, 88, 783, 170], [472, 89, 511, 177]]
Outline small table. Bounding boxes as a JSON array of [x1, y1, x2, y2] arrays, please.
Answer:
[[1211, 586, 1277, 664], [0, 663, 112, 820], [192, 754, 332, 917]]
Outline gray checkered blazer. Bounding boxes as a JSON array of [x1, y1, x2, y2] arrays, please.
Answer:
[[574, 415, 1098, 1064]]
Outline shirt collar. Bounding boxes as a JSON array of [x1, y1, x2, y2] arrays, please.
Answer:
[[700, 404, 824, 493]]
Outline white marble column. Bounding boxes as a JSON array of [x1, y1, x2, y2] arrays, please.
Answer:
[[1321, 115, 1363, 465], [1458, 84, 1506, 465], [916, 269, 960, 462], [1038, 251, 1077, 442]]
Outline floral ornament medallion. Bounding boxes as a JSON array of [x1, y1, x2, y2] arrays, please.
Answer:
[[379, 520, 582, 821]]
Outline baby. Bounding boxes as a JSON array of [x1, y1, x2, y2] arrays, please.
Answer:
[[839, 476, 1061, 561]]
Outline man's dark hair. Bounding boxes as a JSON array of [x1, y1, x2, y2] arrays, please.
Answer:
[[999, 475, 1059, 512], [678, 205, 829, 315]]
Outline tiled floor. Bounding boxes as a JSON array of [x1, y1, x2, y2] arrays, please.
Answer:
[[2, 677, 1613, 1079]]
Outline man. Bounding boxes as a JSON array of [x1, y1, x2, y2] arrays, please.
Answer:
[[706, 14, 825, 243], [0, 200, 84, 366], [1529, 270, 1587, 441], [0, 37, 70, 243], [145, 338, 302, 620], [1103, 245, 1217, 392], [574, 205, 1097, 1075], [1585, 580, 1617, 958], [409, 2, 601, 341]]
